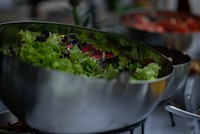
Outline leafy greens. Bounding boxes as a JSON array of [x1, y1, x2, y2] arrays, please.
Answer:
[[4, 30, 161, 80]]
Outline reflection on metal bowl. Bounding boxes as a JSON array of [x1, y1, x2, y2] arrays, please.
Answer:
[[0, 21, 173, 133], [149, 45, 191, 103]]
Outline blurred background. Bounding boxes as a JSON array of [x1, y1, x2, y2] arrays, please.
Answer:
[[1, 0, 200, 26], [1, 0, 200, 37]]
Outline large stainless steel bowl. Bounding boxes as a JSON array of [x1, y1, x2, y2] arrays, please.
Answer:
[[149, 45, 191, 103], [0, 21, 173, 133]]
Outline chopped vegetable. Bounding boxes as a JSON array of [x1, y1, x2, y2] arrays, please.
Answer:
[[1, 30, 161, 80]]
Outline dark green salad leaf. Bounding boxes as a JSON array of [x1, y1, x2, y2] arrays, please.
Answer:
[[1, 30, 161, 80]]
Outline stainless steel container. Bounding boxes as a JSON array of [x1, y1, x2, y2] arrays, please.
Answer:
[[0, 21, 173, 133], [149, 45, 191, 103]]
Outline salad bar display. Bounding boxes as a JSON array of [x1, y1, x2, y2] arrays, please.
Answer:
[[0, 21, 173, 133]]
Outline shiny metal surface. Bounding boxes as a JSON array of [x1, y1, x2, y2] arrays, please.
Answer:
[[165, 75, 200, 133], [165, 105, 200, 120], [165, 75, 200, 119], [0, 21, 173, 133], [149, 45, 191, 102]]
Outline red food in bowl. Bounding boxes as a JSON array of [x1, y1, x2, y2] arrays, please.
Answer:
[[79, 44, 115, 60], [122, 11, 200, 34]]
